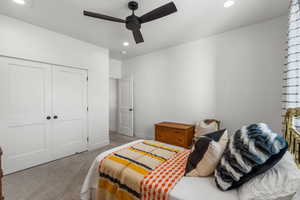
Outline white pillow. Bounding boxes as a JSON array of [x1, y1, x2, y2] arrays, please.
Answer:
[[194, 121, 218, 139], [238, 152, 300, 200]]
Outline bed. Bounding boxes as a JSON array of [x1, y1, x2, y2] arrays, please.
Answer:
[[81, 111, 300, 200], [80, 140, 238, 200]]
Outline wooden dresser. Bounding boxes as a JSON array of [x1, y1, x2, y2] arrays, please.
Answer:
[[0, 148, 3, 200], [155, 122, 194, 148]]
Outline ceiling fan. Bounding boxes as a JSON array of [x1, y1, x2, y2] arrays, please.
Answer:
[[83, 1, 177, 44]]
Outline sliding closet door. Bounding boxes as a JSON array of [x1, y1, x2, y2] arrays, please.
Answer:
[[51, 66, 88, 160], [0, 57, 52, 174]]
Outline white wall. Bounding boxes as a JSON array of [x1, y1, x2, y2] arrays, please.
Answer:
[[215, 16, 286, 134], [123, 38, 217, 139], [109, 78, 118, 132], [0, 15, 110, 149], [110, 59, 122, 79], [123, 16, 286, 138]]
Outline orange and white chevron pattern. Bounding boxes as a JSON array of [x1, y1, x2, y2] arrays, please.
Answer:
[[141, 149, 190, 200]]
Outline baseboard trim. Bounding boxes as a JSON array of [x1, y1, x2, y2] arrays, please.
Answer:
[[88, 140, 109, 151], [135, 132, 153, 140]]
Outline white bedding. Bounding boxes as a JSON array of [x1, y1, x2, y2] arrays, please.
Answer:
[[80, 140, 238, 200]]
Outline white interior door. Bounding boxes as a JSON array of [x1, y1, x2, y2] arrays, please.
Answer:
[[118, 78, 134, 136], [52, 66, 88, 160], [0, 57, 52, 174]]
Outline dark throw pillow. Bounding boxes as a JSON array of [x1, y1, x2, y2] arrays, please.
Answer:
[[214, 123, 288, 191], [185, 129, 228, 177]]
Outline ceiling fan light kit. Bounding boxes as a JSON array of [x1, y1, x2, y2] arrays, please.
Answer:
[[123, 42, 129, 46], [224, 0, 235, 8], [83, 1, 177, 44], [13, 0, 26, 5]]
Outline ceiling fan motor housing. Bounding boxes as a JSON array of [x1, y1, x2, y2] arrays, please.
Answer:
[[126, 15, 141, 30], [126, 1, 141, 31]]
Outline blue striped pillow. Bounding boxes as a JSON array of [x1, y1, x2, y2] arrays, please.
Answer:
[[214, 123, 288, 191]]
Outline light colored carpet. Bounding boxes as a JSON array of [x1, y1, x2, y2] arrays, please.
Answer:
[[3, 132, 138, 200]]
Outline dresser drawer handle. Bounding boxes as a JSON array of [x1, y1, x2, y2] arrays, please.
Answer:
[[174, 130, 182, 134], [177, 138, 183, 142], [157, 134, 163, 138]]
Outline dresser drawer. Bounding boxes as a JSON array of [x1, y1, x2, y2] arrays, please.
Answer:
[[156, 131, 186, 147], [158, 127, 186, 135], [156, 129, 185, 140]]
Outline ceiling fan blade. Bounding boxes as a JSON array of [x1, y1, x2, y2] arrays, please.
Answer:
[[132, 29, 144, 44], [139, 2, 177, 24], [83, 11, 125, 23]]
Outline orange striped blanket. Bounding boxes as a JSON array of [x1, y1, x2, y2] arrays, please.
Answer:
[[96, 140, 190, 200]]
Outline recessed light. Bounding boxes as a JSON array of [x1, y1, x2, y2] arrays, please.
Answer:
[[123, 42, 129, 47], [13, 0, 26, 5], [224, 0, 235, 8], [121, 51, 127, 54]]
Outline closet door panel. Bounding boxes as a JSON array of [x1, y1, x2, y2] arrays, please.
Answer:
[[52, 66, 88, 160], [0, 57, 52, 174]]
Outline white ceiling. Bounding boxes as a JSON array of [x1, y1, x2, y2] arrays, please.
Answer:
[[0, 0, 289, 60]]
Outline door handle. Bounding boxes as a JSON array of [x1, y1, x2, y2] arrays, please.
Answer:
[[129, 108, 133, 111], [46, 116, 51, 120], [53, 115, 58, 119]]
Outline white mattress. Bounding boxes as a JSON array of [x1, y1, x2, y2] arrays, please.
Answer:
[[170, 176, 238, 200], [80, 140, 239, 200]]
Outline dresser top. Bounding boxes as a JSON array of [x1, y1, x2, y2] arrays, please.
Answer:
[[155, 122, 194, 130]]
